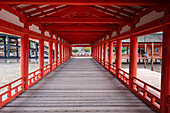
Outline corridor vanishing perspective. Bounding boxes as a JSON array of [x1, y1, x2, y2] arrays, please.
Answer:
[[0, 1, 169, 113], [0, 58, 156, 113]]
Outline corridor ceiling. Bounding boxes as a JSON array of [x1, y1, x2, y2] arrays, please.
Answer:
[[0, 0, 166, 44]]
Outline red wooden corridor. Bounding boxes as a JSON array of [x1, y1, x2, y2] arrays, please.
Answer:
[[0, 1, 169, 113], [0, 58, 157, 113]]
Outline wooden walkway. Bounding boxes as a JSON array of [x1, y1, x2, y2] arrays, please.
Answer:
[[0, 58, 157, 113]]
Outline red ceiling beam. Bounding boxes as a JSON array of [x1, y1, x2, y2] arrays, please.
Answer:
[[101, 5, 135, 17], [47, 7, 77, 17], [0, 18, 69, 45], [25, 5, 59, 16], [17, 5, 39, 12], [31, 5, 70, 17], [27, 17, 133, 23], [55, 31, 108, 36], [72, 45, 91, 47], [0, 4, 26, 20], [95, 14, 170, 45], [44, 26, 116, 31], [62, 36, 101, 38], [84, 6, 116, 18], [91, 6, 128, 18], [0, 0, 165, 6]]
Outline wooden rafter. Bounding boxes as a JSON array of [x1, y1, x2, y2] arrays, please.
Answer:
[[27, 17, 133, 23]]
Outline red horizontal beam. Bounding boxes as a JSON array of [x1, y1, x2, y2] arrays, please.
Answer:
[[54, 31, 108, 36], [96, 14, 170, 45], [27, 17, 133, 24], [44, 26, 116, 31], [0, 0, 165, 6], [62, 36, 101, 38], [0, 18, 68, 45], [72, 45, 91, 47]]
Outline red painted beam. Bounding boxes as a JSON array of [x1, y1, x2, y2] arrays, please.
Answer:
[[27, 17, 133, 23], [17, 5, 39, 12], [31, 6, 70, 17], [25, 5, 60, 16], [91, 6, 128, 18], [0, 18, 69, 45], [0, 0, 165, 6], [101, 5, 135, 17], [95, 14, 170, 45], [54, 31, 108, 36], [72, 45, 91, 47], [84, 6, 116, 18], [44, 26, 116, 31], [62, 36, 101, 39]]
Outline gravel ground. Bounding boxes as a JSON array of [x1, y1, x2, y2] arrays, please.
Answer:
[[0, 59, 48, 87]]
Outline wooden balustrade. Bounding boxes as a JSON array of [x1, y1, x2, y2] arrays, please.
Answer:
[[132, 77, 160, 112], [28, 69, 42, 87], [94, 57, 161, 112], [0, 77, 24, 107], [110, 64, 116, 76], [118, 69, 129, 86], [43, 64, 51, 76], [105, 62, 109, 70]]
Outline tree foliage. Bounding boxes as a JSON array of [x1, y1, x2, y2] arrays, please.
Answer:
[[84, 47, 90, 52], [72, 49, 78, 53]]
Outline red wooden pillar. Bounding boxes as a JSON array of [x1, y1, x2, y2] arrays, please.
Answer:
[[91, 46, 93, 57], [21, 24, 29, 90], [70, 46, 72, 57], [147, 46, 149, 58], [109, 42, 113, 71], [96, 45, 99, 62], [104, 43, 107, 67], [63, 44, 64, 62], [116, 40, 122, 76], [95, 46, 97, 59], [98, 45, 100, 63], [127, 47, 128, 55], [55, 42, 58, 67], [161, 24, 170, 113], [129, 37, 138, 90], [60, 44, 62, 64], [100, 44, 103, 64], [49, 41, 53, 71], [160, 46, 162, 58], [39, 39, 44, 78]]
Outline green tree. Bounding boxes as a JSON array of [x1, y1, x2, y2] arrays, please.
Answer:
[[84, 47, 90, 52]]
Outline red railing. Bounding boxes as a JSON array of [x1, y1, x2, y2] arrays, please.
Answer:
[[105, 62, 109, 70], [0, 77, 24, 107], [110, 64, 116, 76], [58, 60, 61, 66], [43, 64, 51, 76], [132, 77, 161, 112], [28, 69, 42, 87], [100, 59, 104, 66], [118, 69, 129, 86], [52, 61, 57, 70]]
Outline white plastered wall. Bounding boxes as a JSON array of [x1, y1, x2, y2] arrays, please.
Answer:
[[0, 9, 24, 27], [29, 24, 41, 34], [120, 25, 131, 34], [136, 10, 164, 27], [45, 31, 51, 37]]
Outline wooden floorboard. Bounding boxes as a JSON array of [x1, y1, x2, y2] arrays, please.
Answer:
[[0, 58, 157, 113]]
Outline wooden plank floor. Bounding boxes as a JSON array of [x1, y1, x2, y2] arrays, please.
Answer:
[[0, 58, 157, 113]]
